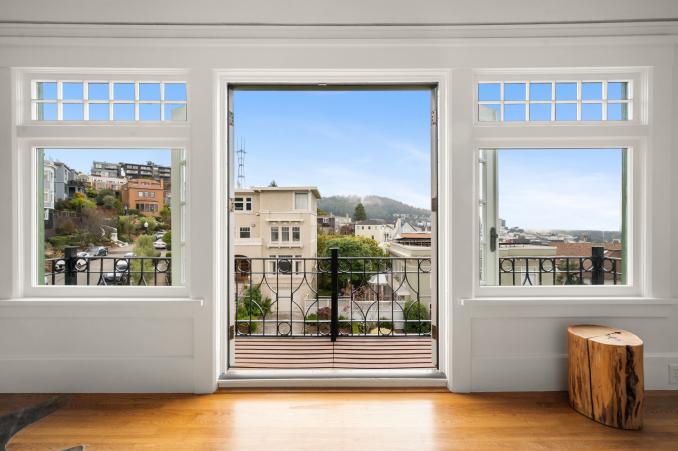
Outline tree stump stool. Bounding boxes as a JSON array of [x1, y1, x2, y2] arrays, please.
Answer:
[[567, 324, 644, 430]]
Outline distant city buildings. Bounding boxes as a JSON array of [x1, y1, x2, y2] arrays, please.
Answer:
[[91, 160, 171, 182]]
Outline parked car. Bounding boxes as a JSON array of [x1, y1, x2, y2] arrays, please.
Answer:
[[77, 246, 108, 258], [124, 252, 136, 258], [155, 231, 167, 240], [98, 271, 129, 286], [153, 239, 167, 250]]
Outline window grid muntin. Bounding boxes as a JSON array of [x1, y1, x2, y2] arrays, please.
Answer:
[[478, 80, 632, 123], [31, 80, 187, 122]]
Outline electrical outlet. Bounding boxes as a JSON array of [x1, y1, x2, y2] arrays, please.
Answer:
[[670, 364, 678, 385]]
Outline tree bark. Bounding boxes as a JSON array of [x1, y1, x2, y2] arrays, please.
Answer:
[[568, 324, 644, 430]]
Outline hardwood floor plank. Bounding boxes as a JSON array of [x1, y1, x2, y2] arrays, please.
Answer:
[[5, 392, 678, 450]]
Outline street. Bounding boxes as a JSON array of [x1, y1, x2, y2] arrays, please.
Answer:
[[45, 242, 171, 286]]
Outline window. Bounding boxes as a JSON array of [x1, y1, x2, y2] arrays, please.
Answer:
[[292, 226, 300, 242], [32, 80, 187, 121], [478, 148, 627, 287], [234, 196, 252, 211], [239, 227, 251, 239], [270, 227, 279, 242], [37, 148, 186, 287], [294, 192, 309, 210], [281, 226, 290, 242], [477, 80, 632, 122]]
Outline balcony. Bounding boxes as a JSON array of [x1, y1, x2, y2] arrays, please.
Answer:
[[232, 250, 434, 369], [496, 245, 622, 286], [44, 248, 171, 286]]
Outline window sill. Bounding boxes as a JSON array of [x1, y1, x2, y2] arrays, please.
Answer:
[[460, 297, 678, 306], [0, 297, 203, 307]]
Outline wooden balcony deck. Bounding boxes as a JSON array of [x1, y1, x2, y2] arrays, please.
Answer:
[[234, 336, 434, 369]]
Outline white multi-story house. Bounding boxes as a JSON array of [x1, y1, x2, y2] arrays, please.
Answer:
[[233, 186, 320, 312], [355, 217, 421, 244], [86, 174, 128, 192], [43, 160, 56, 220], [355, 219, 396, 243]]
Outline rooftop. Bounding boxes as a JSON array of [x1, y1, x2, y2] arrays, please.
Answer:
[[236, 186, 321, 198]]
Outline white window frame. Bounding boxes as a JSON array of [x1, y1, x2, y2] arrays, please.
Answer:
[[219, 70, 446, 379], [294, 192, 309, 210], [292, 226, 301, 242], [270, 226, 279, 242], [472, 67, 648, 298], [15, 68, 191, 299], [31, 79, 188, 123], [239, 226, 250, 239], [475, 70, 644, 126]]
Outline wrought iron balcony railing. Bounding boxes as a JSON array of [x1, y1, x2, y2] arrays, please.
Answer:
[[44, 246, 171, 286], [234, 249, 432, 339], [497, 246, 622, 286]]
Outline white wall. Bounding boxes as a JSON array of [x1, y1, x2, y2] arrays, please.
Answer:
[[0, 5, 677, 393]]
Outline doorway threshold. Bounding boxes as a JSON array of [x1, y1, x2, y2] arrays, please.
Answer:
[[218, 368, 448, 389]]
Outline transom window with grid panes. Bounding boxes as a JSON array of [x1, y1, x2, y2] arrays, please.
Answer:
[[32, 80, 187, 121], [477, 80, 631, 122]]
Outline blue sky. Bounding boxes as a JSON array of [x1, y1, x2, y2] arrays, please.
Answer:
[[43, 148, 171, 173], [233, 89, 432, 209], [498, 148, 623, 231]]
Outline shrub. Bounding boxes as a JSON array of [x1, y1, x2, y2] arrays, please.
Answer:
[[162, 231, 172, 250], [102, 195, 117, 209], [403, 300, 431, 334], [55, 218, 76, 235], [236, 303, 258, 334], [130, 235, 161, 284], [240, 286, 272, 316], [96, 189, 116, 206], [48, 234, 81, 249]]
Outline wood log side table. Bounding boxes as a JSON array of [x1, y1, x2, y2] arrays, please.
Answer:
[[567, 325, 644, 430]]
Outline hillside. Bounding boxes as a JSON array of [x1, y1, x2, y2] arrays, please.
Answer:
[[318, 195, 430, 221]]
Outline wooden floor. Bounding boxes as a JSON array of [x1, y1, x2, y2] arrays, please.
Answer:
[[4, 391, 678, 450], [234, 336, 434, 369]]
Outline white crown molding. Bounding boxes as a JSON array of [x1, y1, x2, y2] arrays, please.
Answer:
[[0, 21, 677, 44]]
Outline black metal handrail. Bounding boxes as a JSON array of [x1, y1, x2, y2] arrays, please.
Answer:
[[497, 246, 622, 286], [234, 249, 432, 338], [44, 246, 171, 286]]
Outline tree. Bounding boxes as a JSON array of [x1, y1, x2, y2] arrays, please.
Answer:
[[80, 206, 103, 241], [96, 189, 116, 206], [162, 231, 172, 250], [317, 234, 387, 288], [70, 192, 96, 211], [102, 195, 117, 209], [131, 235, 161, 284], [353, 202, 367, 221], [268, 180, 278, 187], [159, 206, 171, 226]]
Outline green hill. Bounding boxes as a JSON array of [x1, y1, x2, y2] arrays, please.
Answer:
[[318, 195, 430, 221]]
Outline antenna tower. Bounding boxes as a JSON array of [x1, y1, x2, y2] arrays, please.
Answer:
[[236, 138, 246, 188]]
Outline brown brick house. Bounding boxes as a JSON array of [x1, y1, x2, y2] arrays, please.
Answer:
[[121, 178, 164, 217]]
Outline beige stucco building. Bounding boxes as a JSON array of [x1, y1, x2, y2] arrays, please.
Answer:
[[233, 186, 320, 318]]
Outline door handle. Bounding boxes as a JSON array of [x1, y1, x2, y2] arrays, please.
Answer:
[[490, 227, 498, 252]]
